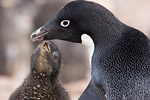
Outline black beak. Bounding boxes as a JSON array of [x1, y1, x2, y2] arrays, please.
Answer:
[[30, 27, 50, 42]]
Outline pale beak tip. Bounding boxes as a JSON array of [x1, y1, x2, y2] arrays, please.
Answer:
[[30, 27, 50, 42]]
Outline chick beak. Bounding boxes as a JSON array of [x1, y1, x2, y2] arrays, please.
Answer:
[[30, 27, 50, 42], [41, 42, 51, 54]]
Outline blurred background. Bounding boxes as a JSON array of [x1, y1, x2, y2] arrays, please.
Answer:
[[0, 0, 150, 100]]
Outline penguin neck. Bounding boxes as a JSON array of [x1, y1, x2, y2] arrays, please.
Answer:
[[85, 19, 124, 52], [77, 2, 125, 50], [30, 69, 50, 80]]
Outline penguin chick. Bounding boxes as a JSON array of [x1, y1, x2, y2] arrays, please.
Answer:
[[9, 41, 70, 100]]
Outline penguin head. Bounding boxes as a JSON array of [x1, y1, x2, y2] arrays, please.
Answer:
[[30, 0, 92, 43], [30, 0, 120, 44], [31, 41, 61, 76]]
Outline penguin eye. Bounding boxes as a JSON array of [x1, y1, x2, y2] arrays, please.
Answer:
[[52, 51, 60, 62], [60, 20, 70, 27]]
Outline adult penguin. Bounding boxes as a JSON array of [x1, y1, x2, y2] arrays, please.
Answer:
[[31, 0, 150, 100]]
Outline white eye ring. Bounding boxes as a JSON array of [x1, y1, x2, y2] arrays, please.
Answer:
[[60, 20, 70, 27]]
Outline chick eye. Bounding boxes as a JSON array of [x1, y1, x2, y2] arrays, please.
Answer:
[[52, 52, 60, 62], [60, 20, 70, 27]]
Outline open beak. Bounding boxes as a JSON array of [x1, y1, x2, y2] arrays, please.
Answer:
[[30, 27, 50, 42], [41, 41, 51, 54]]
